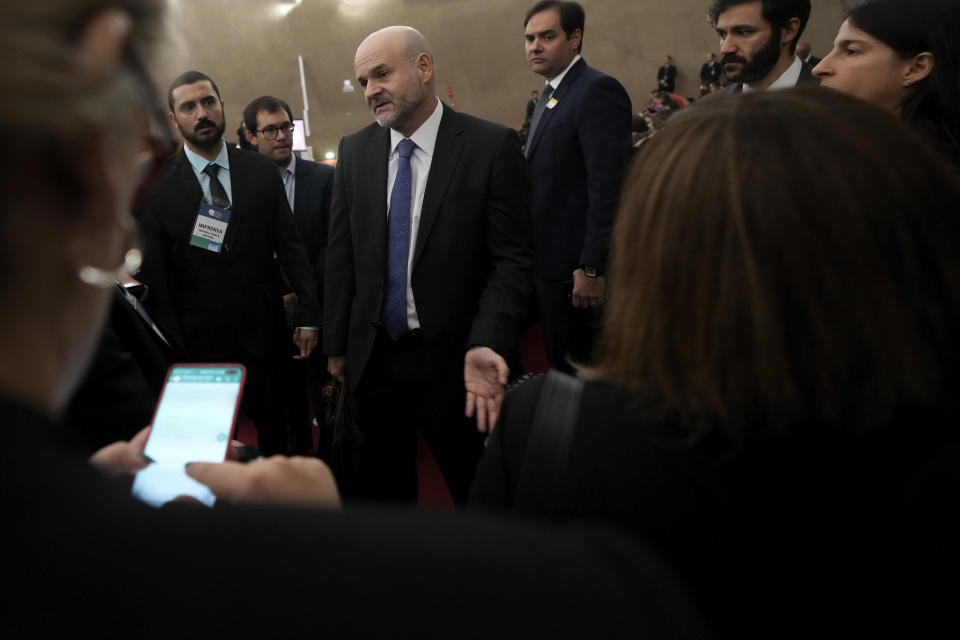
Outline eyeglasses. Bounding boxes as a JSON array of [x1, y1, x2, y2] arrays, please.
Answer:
[[256, 123, 295, 140]]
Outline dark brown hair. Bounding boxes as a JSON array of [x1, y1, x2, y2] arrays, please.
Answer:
[[242, 95, 294, 136], [709, 0, 811, 54], [524, 1, 585, 53], [587, 89, 960, 440]]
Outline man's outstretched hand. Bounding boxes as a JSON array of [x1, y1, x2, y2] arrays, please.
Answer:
[[464, 346, 509, 433]]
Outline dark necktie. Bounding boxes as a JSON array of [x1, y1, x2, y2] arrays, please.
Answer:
[[381, 138, 416, 339], [202, 163, 231, 209], [525, 84, 554, 157]]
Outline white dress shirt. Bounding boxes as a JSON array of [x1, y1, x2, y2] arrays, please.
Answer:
[[184, 141, 232, 204], [743, 56, 803, 93], [281, 152, 296, 213], [387, 97, 443, 330]]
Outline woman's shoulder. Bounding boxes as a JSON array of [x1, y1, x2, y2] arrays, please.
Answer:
[[502, 371, 641, 431]]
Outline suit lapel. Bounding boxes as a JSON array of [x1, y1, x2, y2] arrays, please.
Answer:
[[223, 146, 245, 253], [526, 57, 586, 159], [796, 61, 817, 86], [367, 127, 391, 264], [293, 157, 307, 219], [412, 104, 464, 269]]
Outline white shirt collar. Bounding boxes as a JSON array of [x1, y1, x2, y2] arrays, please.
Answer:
[[545, 54, 582, 90], [744, 56, 803, 93], [390, 97, 443, 157], [183, 139, 229, 173]]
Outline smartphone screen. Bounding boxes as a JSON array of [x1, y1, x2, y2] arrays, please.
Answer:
[[131, 365, 246, 508]]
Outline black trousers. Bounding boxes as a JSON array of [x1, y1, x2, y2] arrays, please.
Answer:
[[535, 277, 602, 374], [351, 330, 486, 505], [231, 349, 290, 457]]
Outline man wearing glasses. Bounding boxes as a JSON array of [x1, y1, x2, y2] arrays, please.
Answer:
[[135, 71, 321, 457], [244, 95, 334, 454]]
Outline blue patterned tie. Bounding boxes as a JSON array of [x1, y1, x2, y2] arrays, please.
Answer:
[[382, 138, 416, 339]]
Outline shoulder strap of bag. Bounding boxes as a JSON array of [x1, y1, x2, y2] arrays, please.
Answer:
[[513, 369, 585, 516]]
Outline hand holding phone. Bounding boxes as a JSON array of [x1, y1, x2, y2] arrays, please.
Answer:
[[131, 365, 245, 508]]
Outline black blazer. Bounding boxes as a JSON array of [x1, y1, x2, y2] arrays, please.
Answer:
[[135, 145, 320, 360], [525, 58, 633, 280], [471, 376, 960, 637], [657, 63, 677, 91], [324, 103, 534, 390], [292, 157, 335, 294]]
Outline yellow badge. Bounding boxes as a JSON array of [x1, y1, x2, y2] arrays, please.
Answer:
[[546, 97, 558, 109]]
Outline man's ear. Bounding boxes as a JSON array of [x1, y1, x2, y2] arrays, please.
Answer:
[[244, 125, 259, 148], [76, 8, 132, 71], [904, 52, 935, 86], [780, 17, 801, 48], [416, 53, 434, 84], [569, 28, 583, 52]]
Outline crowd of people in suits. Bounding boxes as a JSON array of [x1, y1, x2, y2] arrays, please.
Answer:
[[4, 0, 960, 636]]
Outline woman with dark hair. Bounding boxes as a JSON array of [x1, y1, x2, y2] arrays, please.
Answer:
[[471, 89, 960, 637], [813, 0, 960, 162]]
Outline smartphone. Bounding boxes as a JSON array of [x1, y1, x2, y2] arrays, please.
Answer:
[[131, 364, 246, 508]]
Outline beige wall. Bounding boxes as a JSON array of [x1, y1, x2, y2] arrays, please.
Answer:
[[166, 0, 847, 159]]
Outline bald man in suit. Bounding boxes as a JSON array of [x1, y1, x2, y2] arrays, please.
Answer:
[[324, 27, 533, 503]]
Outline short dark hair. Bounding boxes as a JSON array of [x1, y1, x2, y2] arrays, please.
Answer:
[[524, 1, 585, 53], [847, 0, 960, 163], [708, 0, 811, 54], [242, 96, 294, 136], [167, 70, 220, 111]]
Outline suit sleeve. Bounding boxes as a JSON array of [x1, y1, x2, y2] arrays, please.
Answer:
[[467, 128, 535, 356], [134, 197, 187, 351], [323, 138, 354, 356], [577, 75, 632, 272], [271, 172, 322, 327], [315, 166, 334, 299]]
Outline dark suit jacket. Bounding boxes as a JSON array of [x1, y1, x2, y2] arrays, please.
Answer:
[[471, 375, 960, 637], [525, 58, 632, 280], [700, 61, 722, 86], [324, 103, 534, 391], [135, 145, 320, 360], [291, 157, 335, 300], [657, 64, 677, 91]]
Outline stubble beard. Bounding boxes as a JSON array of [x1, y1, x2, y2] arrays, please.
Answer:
[[180, 117, 226, 153], [723, 29, 782, 85]]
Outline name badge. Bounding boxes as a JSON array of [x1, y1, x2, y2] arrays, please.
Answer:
[[189, 203, 231, 253], [546, 97, 558, 109]]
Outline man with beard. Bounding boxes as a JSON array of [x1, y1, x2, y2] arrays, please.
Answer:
[[707, 0, 816, 95], [135, 71, 321, 456], [325, 26, 533, 503]]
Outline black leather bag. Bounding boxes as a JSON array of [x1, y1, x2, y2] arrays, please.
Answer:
[[317, 380, 363, 490]]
